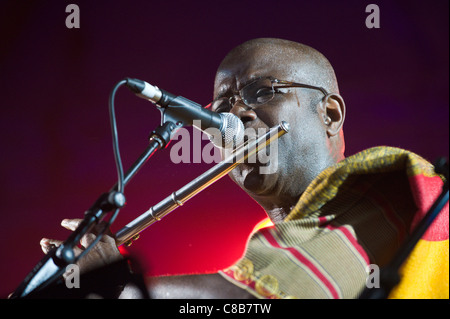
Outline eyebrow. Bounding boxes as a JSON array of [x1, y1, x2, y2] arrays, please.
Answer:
[[215, 75, 266, 99], [240, 75, 264, 89]]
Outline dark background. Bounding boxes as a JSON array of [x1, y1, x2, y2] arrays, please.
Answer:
[[0, 0, 448, 298]]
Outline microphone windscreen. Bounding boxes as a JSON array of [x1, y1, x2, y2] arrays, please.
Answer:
[[218, 113, 245, 149]]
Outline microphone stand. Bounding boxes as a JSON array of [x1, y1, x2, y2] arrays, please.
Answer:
[[359, 157, 449, 299], [10, 121, 179, 299]]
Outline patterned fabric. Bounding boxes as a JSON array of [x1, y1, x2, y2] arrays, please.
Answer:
[[219, 147, 449, 299]]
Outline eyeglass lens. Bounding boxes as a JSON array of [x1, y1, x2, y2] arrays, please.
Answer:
[[212, 78, 275, 112], [241, 78, 274, 106]]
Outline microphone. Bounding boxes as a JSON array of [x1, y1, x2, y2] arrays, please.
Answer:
[[125, 78, 244, 148]]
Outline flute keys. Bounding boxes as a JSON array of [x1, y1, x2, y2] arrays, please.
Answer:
[[124, 234, 140, 247]]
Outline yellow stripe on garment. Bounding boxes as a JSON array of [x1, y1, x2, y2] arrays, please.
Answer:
[[252, 218, 274, 233], [389, 239, 449, 299]]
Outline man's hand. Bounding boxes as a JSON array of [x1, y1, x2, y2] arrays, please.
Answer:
[[39, 219, 256, 299], [40, 219, 123, 276]]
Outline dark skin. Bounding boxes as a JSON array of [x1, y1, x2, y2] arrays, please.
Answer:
[[39, 38, 346, 299], [214, 39, 345, 222]]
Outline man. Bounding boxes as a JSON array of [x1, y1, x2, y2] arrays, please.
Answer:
[[40, 38, 448, 299]]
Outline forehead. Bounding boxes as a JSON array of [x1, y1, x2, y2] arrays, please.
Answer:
[[214, 46, 301, 97]]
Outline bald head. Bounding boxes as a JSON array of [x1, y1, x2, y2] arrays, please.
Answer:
[[216, 38, 339, 97]]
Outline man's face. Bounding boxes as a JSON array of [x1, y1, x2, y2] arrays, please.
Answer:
[[213, 46, 332, 201]]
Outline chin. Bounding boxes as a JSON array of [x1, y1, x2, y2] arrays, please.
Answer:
[[231, 164, 278, 196]]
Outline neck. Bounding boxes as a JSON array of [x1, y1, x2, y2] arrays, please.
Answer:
[[251, 192, 300, 223], [251, 153, 345, 223], [266, 205, 295, 223]]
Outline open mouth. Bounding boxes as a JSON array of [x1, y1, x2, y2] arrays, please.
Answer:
[[221, 125, 280, 175]]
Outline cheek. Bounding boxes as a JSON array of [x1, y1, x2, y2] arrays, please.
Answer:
[[281, 115, 327, 159]]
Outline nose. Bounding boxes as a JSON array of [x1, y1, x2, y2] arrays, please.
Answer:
[[229, 95, 257, 124]]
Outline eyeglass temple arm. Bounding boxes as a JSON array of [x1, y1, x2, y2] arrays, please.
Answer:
[[274, 81, 329, 96]]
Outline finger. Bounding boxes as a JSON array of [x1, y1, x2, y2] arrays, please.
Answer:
[[80, 232, 98, 248], [73, 246, 83, 256], [61, 218, 83, 231], [40, 238, 63, 254]]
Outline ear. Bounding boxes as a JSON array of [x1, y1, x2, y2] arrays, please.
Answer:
[[319, 93, 346, 137]]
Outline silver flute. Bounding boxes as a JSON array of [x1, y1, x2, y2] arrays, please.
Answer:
[[114, 121, 290, 246]]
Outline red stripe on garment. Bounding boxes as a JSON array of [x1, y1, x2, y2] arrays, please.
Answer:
[[409, 174, 449, 241], [318, 216, 331, 225], [325, 223, 371, 265], [260, 229, 340, 299]]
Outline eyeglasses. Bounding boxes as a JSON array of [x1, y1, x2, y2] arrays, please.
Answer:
[[210, 77, 329, 113]]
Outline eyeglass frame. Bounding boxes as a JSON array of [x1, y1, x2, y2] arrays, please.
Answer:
[[210, 76, 329, 112]]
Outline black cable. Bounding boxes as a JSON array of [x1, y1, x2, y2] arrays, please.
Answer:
[[75, 80, 127, 262], [109, 80, 127, 194]]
